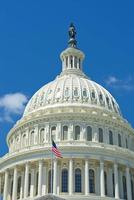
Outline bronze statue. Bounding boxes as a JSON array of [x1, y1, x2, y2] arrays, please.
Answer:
[[68, 23, 77, 48]]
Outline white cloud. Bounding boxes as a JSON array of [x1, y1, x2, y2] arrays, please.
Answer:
[[105, 75, 134, 91], [0, 93, 28, 123], [105, 76, 119, 85]]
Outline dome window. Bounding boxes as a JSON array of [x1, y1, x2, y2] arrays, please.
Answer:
[[48, 170, 53, 193], [17, 176, 21, 199], [91, 91, 95, 99], [28, 173, 31, 196], [75, 168, 82, 192], [126, 138, 128, 148], [99, 93, 103, 100], [98, 128, 103, 143], [104, 172, 108, 195], [118, 134, 122, 147], [83, 88, 87, 97], [49, 90, 52, 94], [109, 130, 113, 145], [106, 97, 109, 105], [63, 126, 68, 140], [30, 131, 34, 145], [123, 176, 127, 199], [87, 126, 92, 141], [40, 128, 45, 143], [70, 55, 73, 68], [51, 126, 56, 141], [75, 126, 80, 140], [62, 169, 68, 192], [74, 87, 79, 97], [65, 87, 69, 97], [89, 169, 95, 193]]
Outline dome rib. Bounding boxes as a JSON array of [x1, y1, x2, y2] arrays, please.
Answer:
[[23, 75, 121, 117]]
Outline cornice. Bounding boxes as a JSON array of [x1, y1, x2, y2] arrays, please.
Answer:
[[1, 142, 134, 170]]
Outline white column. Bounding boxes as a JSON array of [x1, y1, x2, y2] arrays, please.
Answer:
[[77, 57, 79, 69], [42, 166, 47, 195], [126, 167, 132, 200], [20, 172, 24, 200], [12, 166, 18, 200], [38, 160, 43, 196], [69, 158, 73, 195], [114, 163, 119, 199], [53, 159, 57, 195], [85, 160, 89, 195], [24, 162, 29, 198], [57, 164, 60, 195], [3, 170, 9, 200], [96, 166, 100, 195], [30, 169, 35, 197], [100, 161, 105, 197]]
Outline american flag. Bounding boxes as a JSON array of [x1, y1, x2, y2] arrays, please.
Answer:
[[52, 140, 62, 158]]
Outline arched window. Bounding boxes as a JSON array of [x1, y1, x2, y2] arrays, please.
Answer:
[[22, 134, 27, 147], [109, 130, 113, 145], [63, 126, 68, 140], [48, 170, 53, 193], [65, 87, 69, 97], [98, 128, 103, 143], [83, 88, 87, 97], [89, 169, 95, 193], [40, 128, 45, 143], [112, 173, 115, 197], [28, 173, 31, 196], [74, 88, 78, 96], [62, 169, 68, 192], [75, 168, 82, 192], [17, 176, 21, 199], [126, 138, 128, 148], [10, 180, 13, 198], [51, 126, 56, 141], [123, 176, 127, 199], [35, 172, 38, 195], [75, 126, 80, 140], [30, 131, 34, 145], [99, 93, 103, 101], [118, 134, 122, 147], [87, 126, 92, 141], [106, 97, 110, 106], [104, 172, 107, 195], [131, 179, 134, 199], [70, 56, 73, 68], [91, 91, 95, 99]]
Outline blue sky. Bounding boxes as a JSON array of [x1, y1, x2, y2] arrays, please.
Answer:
[[0, 0, 134, 156]]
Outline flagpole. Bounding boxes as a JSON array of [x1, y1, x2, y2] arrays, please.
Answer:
[[51, 132, 53, 194]]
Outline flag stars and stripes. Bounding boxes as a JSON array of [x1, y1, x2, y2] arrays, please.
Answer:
[[52, 140, 62, 158]]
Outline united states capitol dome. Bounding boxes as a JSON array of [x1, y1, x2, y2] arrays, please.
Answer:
[[24, 31, 121, 117], [1, 23, 134, 200]]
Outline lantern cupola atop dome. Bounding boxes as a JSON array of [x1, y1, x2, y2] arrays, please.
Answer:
[[60, 23, 85, 75]]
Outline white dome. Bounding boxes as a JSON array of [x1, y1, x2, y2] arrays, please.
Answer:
[[24, 72, 121, 116]]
